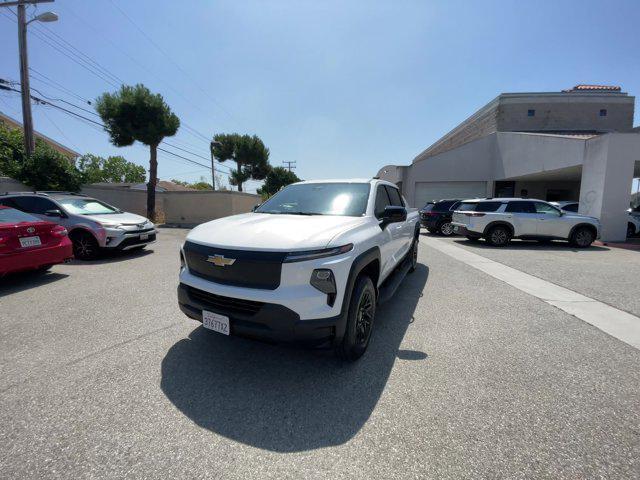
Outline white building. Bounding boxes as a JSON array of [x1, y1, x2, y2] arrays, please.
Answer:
[[377, 85, 640, 241]]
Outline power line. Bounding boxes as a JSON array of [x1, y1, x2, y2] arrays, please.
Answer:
[[107, 0, 237, 124], [0, 9, 121, 89], [1, 84, 235, 177]]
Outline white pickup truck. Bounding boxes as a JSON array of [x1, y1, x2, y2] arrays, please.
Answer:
[[178, 178, 420, 360]]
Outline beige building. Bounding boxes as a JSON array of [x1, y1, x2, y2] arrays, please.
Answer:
[[378, 85, 640, 241]]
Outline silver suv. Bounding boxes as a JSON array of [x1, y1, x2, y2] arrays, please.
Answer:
[[451, 198, 601, 247], [0, 192, 156, 259]]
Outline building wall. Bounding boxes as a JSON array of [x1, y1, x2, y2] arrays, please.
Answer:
[[401, 134, 497, 206], [411, 92, 634, 163], [497, 95, 635, 133], [415, 104, 499, 161], [495, 132, 587, 179]]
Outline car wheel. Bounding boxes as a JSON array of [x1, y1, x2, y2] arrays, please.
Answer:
[[439, 221, 455, 236], [466, 236, 480, 242], [486, 225, 512, 247], [570, 226, 595, 248], [336, 275, 376, 362], [628, 223, 635, 238], [409, 238, 418, 273], [70, 230, 99, 260]]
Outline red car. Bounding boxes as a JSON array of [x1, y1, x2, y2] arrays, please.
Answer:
[[0, 206, 73, 276]]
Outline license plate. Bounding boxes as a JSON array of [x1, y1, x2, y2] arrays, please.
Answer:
[[140, 233, 149, 240], [19, 236, 41, 248], [202, 310, 230, 335]]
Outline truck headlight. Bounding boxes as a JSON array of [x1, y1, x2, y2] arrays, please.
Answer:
[[310, 269, 337, 306]]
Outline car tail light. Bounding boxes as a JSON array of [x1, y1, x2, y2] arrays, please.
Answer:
[[51, 225, 68, 237], [464, 212, 486, 217]]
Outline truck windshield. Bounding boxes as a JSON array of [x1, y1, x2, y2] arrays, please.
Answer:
[[256, 183, 371, 216]]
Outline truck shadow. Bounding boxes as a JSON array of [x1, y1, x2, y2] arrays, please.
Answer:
[[160, 264, 429, 452]]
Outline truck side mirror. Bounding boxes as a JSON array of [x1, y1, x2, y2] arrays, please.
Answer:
[[380, 206, 407, 228]]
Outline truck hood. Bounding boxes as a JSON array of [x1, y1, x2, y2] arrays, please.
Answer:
[[187, 213, 366, 251]]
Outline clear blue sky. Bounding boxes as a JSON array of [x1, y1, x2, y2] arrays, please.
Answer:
[[1, 0, 639, 193]]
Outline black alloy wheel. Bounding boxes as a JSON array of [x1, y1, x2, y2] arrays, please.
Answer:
[[71, 231, 99, 260], [336, 275, 376, 361]]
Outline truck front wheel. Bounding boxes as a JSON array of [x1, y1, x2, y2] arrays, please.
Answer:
[[336, 275, 376, 361]]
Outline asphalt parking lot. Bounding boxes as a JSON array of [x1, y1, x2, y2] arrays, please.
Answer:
[[1, 228, 639, 479]]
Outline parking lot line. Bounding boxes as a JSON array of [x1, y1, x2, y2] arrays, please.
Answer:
[[422, 236, 640, 350]]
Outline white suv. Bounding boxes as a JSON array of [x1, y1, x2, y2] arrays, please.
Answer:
[[451, 198, 601, 247]]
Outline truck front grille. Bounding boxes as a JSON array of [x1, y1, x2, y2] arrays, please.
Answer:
[[183, 241, 285, 290], [186, 285, 264, 315]]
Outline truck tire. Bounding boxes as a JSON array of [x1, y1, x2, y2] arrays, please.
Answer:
[[486, 225, 511, 247], [628, 223, 635, 238], [336, 275, 376, 362], [409, 238, 418, 273]]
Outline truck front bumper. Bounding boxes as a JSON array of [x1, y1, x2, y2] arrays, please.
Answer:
[[178, 283, 344, 346]]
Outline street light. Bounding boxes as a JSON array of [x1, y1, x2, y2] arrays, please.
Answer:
[[0, 0, 59, 158], [28, 11, 58, 24]]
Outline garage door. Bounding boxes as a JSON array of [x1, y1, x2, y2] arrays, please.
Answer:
[[414, 181, 487, 208]]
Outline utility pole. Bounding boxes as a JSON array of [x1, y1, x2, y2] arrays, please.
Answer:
[[283, 160, 296, 172], [210, 140, 222, 191], [0, 0, 55, 158]]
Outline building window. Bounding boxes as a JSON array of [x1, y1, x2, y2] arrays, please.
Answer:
[[599, 109, 607, 117], [527, 109, 535, 117]]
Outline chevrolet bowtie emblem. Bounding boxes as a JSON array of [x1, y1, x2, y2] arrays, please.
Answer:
[[206, 254, 236, 267]]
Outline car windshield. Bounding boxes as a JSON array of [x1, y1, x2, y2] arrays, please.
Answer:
[[421, 203, 435, 212], [256, 183, 371, 216], [0, 207, 40, 224], [58, 198, 121, 215]]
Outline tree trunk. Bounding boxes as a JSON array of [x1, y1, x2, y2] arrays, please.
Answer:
[[236, 161, 243, 192], [147, 143, 158, 221]]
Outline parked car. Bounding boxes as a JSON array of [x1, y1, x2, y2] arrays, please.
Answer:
[[420, 199, 462, 235], [552, 201, 639, 238], [451, 198, 601, 247], [0, 206, 73, 276], [178, 179, 420, 361], [0, 192, 156, 260]]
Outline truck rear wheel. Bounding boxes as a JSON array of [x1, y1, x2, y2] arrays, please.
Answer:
[[336, 275, 376, 362]]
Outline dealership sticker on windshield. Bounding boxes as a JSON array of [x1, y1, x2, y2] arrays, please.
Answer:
[[202, 310, 230, 335]]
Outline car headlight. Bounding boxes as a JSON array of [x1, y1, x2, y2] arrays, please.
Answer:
[[283, 243, 353, 263]]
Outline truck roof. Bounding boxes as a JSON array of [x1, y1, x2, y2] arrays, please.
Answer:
[[294, 178, 396, 187]]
